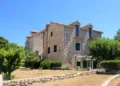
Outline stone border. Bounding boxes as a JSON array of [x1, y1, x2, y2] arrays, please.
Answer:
[[0, 75, 3, 86], [3, 71, 96, 86], [101, 74, 120, 86]]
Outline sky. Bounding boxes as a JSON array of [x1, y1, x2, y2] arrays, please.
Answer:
[[0, 0, 120, 46]]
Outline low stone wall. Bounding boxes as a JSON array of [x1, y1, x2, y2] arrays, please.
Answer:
[[3, 71, 96, 86], [0, 74, 3, 86]]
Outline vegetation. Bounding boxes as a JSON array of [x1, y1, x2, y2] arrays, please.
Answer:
[[96, 70, 106, 74], [40, 59, 62, 69], [100, 60, 120, 72], [24, 50, 40, 69], [114, 29, 120, 42], [0, 36, 9, 49], [88, 38, 120, 63], [0, 43, 24, 80]]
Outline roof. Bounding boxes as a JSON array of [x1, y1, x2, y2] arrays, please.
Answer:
[[81, 24, 103, 33], [26, 21, 103, 39], [51, 22, 74, 28]]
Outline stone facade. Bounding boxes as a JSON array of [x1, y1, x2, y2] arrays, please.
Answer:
[[25, 21, 103, 67], [25, 31, 44, 58]]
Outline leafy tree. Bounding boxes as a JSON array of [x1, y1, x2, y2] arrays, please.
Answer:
[[114, 29, 120, 42], [0, 43, 24, 80], [88, 38, 120, 64], [0, 36, 9, 49], [25, 50, 40, 69]]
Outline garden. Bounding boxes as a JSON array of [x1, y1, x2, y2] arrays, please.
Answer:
[[1, 29, 120, 86]]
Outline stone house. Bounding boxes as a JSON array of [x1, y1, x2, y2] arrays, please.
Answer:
[[25, 21, 103, 69]]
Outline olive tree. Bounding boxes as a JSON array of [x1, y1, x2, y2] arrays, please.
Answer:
[[0, 44, 24, 80], [88, 38, 120, 63]]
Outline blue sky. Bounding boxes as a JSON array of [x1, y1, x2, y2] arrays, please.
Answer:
[[0, 0, 120, 46]]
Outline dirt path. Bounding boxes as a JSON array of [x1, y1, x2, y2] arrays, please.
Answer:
[[29, 74, 113, 86], [12, 69, 82, 79], [109, 76, 120, 86]]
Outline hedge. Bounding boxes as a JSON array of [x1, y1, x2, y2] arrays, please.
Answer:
[[25, 61, 40, 69], [100, 60, 120, 71], [40, 59, 62, 69]]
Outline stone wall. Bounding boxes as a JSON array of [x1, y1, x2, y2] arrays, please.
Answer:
[[0, 74, 3, 86], [32, 32, 44, 55], [47, 23, 65, 61], [3, 71, 96, 86]]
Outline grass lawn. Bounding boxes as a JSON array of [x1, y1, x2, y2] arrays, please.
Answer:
[[109, 76, 120, 86], [12, 68, 82, 79], [29, 74, 113, 86]]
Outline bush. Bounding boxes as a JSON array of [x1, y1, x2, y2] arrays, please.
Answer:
[[96, 70, 106, 74], [25, 61, 40, 69], [50, 61, 62, 68], [100, 60, 120, 71], [40, 59, 62, 69], [24, 50, 40, 69], [40, 59, 51, 69]]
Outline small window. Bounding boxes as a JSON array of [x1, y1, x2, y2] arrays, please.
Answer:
[[75, 25, 79, 36], [89, 28, 92, 38], [51, 32, 53, 37], [48, 47, 50, 54], [54, 45, 57, 52], [75, 43, 80, 51]]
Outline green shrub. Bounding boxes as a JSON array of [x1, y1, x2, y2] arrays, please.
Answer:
[[24, 50, 40, 69], [40, 59, 62, 69], [96, 70, 106, 74], [25, 61, 40, 69], [50, 61, 62, 68], [40, 59, 51, 69], [100, 60, 120, 71]]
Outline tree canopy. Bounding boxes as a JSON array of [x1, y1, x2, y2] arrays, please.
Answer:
[[0, 36, 9, 49], [0, 43, 25, 80], [88, 38, 120, 63], [114, 29, 120, 42], [24, 50, 40, 69]]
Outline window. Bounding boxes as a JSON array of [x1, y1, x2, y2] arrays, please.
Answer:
[[89, 28, 92, 38], [75, 43, 80, 51], [54, 45, 57, 52], [51, 32, 53, 37], [75, 25, 79, 36], [48, 47, 50, 54]]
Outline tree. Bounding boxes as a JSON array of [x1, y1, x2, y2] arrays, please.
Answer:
[[0, 43, 24, 80], [0, 36, 9, 49], [88, 38, 120, 64], [114, 29, 120, 42], [25, 50, 40, 69]]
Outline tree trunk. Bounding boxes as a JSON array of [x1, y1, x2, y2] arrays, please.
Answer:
[[7, 72, 11, 80]]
